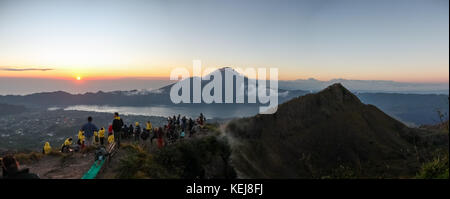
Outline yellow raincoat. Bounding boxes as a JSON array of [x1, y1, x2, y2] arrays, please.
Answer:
[[108, 134, 114, 144], [63, 138, 72, 146], [78, 130, 85, 143], [146, 121, 152, 131], [43, 142, 52, 154], [94, 131, 99, 144], [99, 128, 105, 138]]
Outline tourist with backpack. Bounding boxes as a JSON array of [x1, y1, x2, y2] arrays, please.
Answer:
[[99, 128, 106, 145], [112, 112, 124, 148], [81, 116, 99, 147], [77, 130, 85, 150]]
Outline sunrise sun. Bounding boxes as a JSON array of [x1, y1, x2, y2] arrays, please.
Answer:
[[76, 76, 81, 81]]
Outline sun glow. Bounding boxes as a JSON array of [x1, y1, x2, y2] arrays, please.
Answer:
[[76, 76, 81, 81]]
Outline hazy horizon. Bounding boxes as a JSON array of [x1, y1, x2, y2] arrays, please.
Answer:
[[1, 75, 448, 96]]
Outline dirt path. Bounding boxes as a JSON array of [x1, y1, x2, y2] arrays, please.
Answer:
[[22, 152, 95, 179]]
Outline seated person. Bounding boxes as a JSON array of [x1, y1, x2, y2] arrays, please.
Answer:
[[1, 155, 39, 179]]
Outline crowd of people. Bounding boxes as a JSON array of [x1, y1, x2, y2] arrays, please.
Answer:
[[1, 112, 207, 179], [45, 112, 207, 154]]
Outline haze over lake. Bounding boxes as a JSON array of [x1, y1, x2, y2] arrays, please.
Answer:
[[61, 105, 258, 119]]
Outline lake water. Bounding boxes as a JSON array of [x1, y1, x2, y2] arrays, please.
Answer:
[[63, 105, 258, 119]]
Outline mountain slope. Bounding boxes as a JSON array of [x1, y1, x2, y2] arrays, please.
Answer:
[[226, 83, 448, 178]]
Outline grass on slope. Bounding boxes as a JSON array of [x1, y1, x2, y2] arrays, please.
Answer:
[[115, 128, 236, 179]]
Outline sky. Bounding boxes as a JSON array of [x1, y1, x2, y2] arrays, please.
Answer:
[[0, 0, 448, 84]]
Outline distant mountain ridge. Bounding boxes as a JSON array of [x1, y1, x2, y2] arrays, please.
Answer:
[[279, 78, 449, 94]]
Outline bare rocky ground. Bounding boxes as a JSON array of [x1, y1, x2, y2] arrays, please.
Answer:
[[21, 152, 95, 179]]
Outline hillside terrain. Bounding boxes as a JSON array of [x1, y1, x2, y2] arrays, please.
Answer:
[[226, 84, 449, 178]]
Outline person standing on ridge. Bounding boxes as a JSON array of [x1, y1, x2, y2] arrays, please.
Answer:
[[188, 118, 194, 137], [146, 121, 152, 133], [157, 127, 164, 148], [150, 127, 158, 145], [77, 130, 85, 150], [108, 131, 114, 145], [93, 131, 99, 145], [81, 116, 99, 148], [199, 113, 205, 125], [134, 122, 141, 143], [99, 127, 105, 145], [112, 112, 124, 148], [181, 116, 187, 132], [128, 124, 134, 140], [108, 124, 113, 135], [122, 124, 129, 139]]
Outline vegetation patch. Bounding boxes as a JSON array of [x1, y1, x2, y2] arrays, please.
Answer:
[[116, 135, 236, 179], [416, 151, 449, 179]]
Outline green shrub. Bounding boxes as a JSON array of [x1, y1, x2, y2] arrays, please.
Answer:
[[416, 153, 449, 179], [116, 135, 237, 179], [116, 144, 176, 179]]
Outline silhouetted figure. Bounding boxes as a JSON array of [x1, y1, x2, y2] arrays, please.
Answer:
[[112, 112, 124, 148], [81, 116, 99, 147]]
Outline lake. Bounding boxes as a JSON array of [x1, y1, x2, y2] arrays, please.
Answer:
[[62, 105, 259, 119]]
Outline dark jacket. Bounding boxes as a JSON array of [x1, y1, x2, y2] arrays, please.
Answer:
[[134, 126, 141, 135], [2, 168, 39, 179], [112, 118, 124, 133], [81, 122, 99, 138]]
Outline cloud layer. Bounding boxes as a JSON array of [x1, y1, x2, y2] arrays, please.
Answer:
[[0, 67, 54, 71]]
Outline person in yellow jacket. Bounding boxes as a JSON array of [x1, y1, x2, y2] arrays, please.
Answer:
[[42, 142, 51, 154], [77, 130, 85, 149], [61, 137, 73, 153], [108, 132, 115, 144], [146, 121, 152, 132], [99, 127, 106, 145], [93, 131, 99, 145]]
